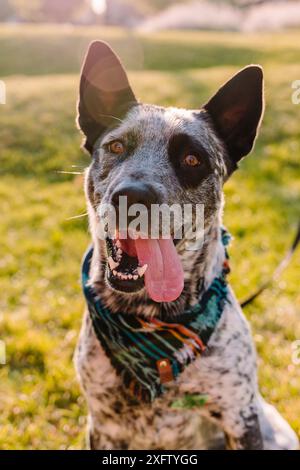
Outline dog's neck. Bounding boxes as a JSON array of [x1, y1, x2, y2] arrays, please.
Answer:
[[88, 206, 225, 320]]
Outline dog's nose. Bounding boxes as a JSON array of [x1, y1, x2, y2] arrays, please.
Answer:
[[111, 182, 159, 210]]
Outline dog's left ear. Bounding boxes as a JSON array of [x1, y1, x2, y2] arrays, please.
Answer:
[[204, 65, 264, 174], [78, 41, 137, 154]]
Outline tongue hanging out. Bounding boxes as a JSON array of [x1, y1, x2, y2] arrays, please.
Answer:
[[115, 233, 184, 303], [134, 238, 184, 303]]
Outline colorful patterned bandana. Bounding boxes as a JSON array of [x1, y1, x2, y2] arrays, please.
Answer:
[[82, 229, 231, 403]]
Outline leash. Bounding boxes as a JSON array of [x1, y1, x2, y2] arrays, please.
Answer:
[[241, 221, 300, 308]]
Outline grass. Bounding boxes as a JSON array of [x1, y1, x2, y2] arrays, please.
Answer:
[[0, 25, 299, 449]]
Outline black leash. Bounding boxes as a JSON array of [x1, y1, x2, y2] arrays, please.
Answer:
[[241, 221, 300, 308]]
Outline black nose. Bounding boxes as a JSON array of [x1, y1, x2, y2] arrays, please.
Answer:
[[111, 182, 159, 210]]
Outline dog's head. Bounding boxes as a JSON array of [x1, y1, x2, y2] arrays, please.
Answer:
[[77, 41, 264, 303]]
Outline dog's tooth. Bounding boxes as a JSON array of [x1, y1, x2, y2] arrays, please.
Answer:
[[108, 256, 119, 270], [113, 270, 117, 276], [137, 264, 148, 277], [116, 240, 121, 248], [128, 274, 133, 280], [133, 275, 138, 281], [117, 248, 122, 255]]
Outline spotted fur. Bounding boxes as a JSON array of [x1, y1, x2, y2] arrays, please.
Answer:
[[74, 41, 298, 450]]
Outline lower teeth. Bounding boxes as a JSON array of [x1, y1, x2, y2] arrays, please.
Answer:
[[107, 239, 148, 281], [109, 263, 148, 281]]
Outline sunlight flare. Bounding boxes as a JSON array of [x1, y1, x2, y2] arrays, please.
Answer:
[[91, 0, 107, 15]]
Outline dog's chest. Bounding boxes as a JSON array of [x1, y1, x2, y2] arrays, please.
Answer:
[[75, 311, 230, 449]]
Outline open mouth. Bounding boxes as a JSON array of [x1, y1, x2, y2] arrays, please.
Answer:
[[105, 233, 184, 303]]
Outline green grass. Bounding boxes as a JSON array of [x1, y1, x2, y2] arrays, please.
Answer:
[[0, 25, 299, 449]]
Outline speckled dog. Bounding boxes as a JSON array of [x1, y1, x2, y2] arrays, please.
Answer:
[[74, 41, 298, 450]]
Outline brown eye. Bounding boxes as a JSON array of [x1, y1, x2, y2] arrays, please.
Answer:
[[109, 141, 125, 155], [183, 154, 200, 167]]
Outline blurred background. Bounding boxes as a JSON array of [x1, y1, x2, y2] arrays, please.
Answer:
[[0, 0, 299, 450], [2, 0, 300, 30]]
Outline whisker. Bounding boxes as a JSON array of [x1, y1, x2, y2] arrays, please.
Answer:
[[56, 170, 84, 175], [66, 212, 88, 221]]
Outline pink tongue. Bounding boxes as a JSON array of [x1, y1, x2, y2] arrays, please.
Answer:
[[135, 238, 184, 303]]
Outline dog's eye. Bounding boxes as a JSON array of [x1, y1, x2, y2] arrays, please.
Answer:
[[183, 154, 201, 167], [108, 141, 125, 155]]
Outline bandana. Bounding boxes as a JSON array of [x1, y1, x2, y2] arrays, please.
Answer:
[[82, 229, 231, 403]]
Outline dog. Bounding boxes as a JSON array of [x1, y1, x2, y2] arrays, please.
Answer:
[[74, 41, 299, 450]]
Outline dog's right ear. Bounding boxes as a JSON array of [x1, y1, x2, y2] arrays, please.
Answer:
[[77, 41, 137, 154]]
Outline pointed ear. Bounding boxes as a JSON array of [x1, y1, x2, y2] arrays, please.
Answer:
[[77, 41, 137, 154], [203, 65, 264, 173]]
